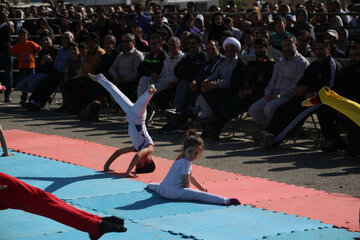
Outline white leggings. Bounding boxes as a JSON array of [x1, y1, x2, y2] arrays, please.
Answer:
[[96, 74, 154, 150], [147, 183, 228, 205]]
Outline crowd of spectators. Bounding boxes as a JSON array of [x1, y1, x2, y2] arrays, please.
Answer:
[[0, 0, 359, 156]]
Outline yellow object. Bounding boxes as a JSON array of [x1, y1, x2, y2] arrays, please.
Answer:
[[302, 86, 360, 127]]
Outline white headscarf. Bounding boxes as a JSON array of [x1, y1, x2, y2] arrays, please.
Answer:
[[222, 37, 241, 51]]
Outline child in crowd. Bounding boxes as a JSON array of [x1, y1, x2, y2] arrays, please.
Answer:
[[147, 130, 241, 206], [0, 172, 126, 240], [10, 28, 41, 106], [89, 73, 156, 178]]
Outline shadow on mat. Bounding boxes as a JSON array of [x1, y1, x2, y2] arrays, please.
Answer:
[[17, 172, 120, 193], [116, 189, 216, 210]]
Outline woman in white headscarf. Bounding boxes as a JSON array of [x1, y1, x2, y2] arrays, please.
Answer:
[[14, 9, 24, 34]]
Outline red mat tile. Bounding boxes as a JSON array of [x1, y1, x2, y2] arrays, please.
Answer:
[[3, 129, 360, 231], [255, 193, 360, 231]]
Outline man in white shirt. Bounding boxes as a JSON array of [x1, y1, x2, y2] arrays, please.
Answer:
[[137, 36, 184, 97], [248, 36, 309, 125], [109, 33, 144, 100]]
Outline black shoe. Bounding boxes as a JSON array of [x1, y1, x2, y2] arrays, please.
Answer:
[[343, 151, 360, 157], [159, 123, 177, 133], [4, 96, 11, 102], [102, 216, 125, 226], [26, 102, 40, 111], [19, 100, 27, 107], [321, 139, 347, 152], [55, 105, 69, 112]]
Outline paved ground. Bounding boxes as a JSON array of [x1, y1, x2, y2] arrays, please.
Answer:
[[0, 91, 359, 197]]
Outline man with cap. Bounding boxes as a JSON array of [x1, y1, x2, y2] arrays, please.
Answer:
[[324, 29, 345, 58]]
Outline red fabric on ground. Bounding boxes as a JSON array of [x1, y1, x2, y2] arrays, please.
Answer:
[[0, 172, 102, 238]]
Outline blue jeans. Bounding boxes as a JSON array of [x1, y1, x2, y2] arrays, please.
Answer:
[[16, 73, 50, 93], [18, 68, 35, 100], [0, 53, 13, 97]]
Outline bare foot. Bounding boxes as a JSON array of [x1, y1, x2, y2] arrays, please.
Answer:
[[2, 153, 13, 157]]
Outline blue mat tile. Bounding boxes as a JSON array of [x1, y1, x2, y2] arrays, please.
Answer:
[[70, 190, 224, 220], [139, 206, 333, 240], [0, 209, 74, 240], [18, 222, 182, 240], [0, 151, 146, 199], [262, 228, 360, 240]]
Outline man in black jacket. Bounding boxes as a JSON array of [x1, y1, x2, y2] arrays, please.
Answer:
[[205, 38, 274, 140]]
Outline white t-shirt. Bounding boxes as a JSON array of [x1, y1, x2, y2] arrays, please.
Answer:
[[156, 157, 192, 199]]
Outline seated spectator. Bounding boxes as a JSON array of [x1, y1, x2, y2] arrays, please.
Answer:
[[16, 33, 58, 106], [314, 8, 330, 40], [336, 27, 349, 54], [293, 8, 316, 43], [174, 13, 200, 38], [134, 3, 150, 34], [109, 33, 144, 102], [324, 29, 346, 58], [223, 17, 242, 41], [137, 34, 167, 80], [248, 36, 309, 125], [339, 43, 360, 156], [160, 33, 207, 133], [271, 15, 293, 51], [204, 38, 275, 140], [64, 32, 105, 115], [296, 30, 315, 57], [194, 14, 205, 36], [258, 29, 283, 59], [196, 37, 244, 122], [132, 26, 149, 52], [284, 14, 296, 35], [207, 12, 229, 44], [137, 36, 184, 97], [252, 39, 343, 148], [179, 31, 190, 53], [56, 41, 82, 112], [240, 29, 256, 56], [147, 11, 173, 42]]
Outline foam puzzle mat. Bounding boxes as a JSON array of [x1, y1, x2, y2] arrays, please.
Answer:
[[0, 130, 359, 240]]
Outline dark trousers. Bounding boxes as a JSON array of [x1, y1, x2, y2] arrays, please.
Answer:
[[0, 53, 13, 97], [212, 94, 257, 131], [345, 117, 360, 154], [18, 68, 35, 100], [0, 172, 102, 238], [267, 96, 342, 143], [29, 72, 64, 106]]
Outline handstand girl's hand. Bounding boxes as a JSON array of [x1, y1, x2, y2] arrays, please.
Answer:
[[126, 172, 138, 178], [0, 185, 7, 191]]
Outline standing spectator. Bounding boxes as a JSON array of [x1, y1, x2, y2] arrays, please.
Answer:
[[248, 36, 309, 125], [10, 28, 41, 106], [109, 33, 144, 101], [16, 33, 58, 106], [0, 10, 14, 102]]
